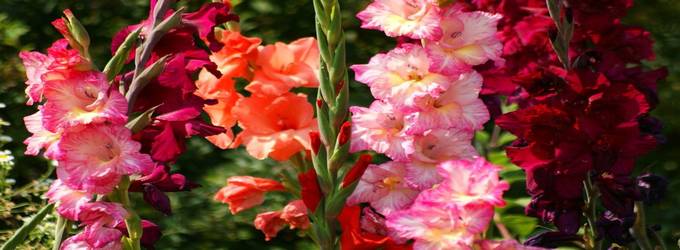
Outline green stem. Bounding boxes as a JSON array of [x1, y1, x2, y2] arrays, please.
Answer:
[[117, 176, 142, 250], [631, 201, 654, 250], [583, 175, 601, 250], [52, 215, 71, 250]]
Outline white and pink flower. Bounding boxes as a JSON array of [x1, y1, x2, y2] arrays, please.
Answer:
[[46, 180, 91, 221], [357, 0, 443, 40], [425, 5, 503, 75], [350, 101, 413, 161], [56, 124, 153, 194], [23, 110, 61, 158], [351, 43, 451, 110], [42, 71, 127, 131], [347, 161, 419, 216]]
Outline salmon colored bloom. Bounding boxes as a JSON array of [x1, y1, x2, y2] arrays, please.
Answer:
[[351, 43, 451, 109], [280, 200, 310, 230], [357, 0, 443, 40], [247, 37, 320, 96], [210, 30, 261, 78], [254, 211, 286, 241], [195, 69, 242, 149], [42, 71, 127, 131], [232, 93, 317, 161], [347, 161, 419, 216], [56, 124, 154, 194], [23, 110, 61, 158], [425, 5, 503, 75], [214, 176, 285, 214]]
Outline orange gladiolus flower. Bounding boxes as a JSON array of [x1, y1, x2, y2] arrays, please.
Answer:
[[210, 30, 261, 79], [214, 176, 285, 214], [233, 92, 317, 161], [246, 37, 320, 96], [195, 69, 242, 149]]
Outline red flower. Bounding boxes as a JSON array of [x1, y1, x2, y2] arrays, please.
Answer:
[[214, 176, 285, 214], [297, 167, 322, 212], [337, 205, 411, 250]]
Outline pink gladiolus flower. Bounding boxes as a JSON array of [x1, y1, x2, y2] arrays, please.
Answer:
[[247, 37, 320, 96], [46, 180, 91, 221], [280, 200, 310, 230], [42, 71, 127, 131], [351, 43, 451, 109], [60, 227, 123, 250], [232, 93, 317, 161], [406, 128, 477, 162], [254, 211, 286, 241], [405, 71, 489, 134], [19, 51, 53, 105], [78, 202, 128, 228], [420, 158, 509, 207], [426, 5, 503, 75], [347, 161, 419, 216], [357, 0, 442, 40], [386, 202, 493, 250], [23, 110, 61, 158], [214, 176, 285, 214], [350, 101, 413, 161], [56, 124, 154, 194]]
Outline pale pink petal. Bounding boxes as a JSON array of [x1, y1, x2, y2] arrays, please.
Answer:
[[23, 110, 61, 158], [350, 101, 413, 161], [19, 51, 53, 105], [347, 162, 418, 216], [357, 0, 443, 40], [46, 180, 91, 220], [406, 128, 477, 163], [404, 160, 442, 190]]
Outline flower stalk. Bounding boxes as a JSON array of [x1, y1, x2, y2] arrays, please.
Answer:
[[310, 0, 351, 248]]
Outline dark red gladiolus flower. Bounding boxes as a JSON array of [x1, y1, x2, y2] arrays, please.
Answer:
[[341, 154, 372, 188], [464, 0, 667, 242], [297, 167, 322, 212]]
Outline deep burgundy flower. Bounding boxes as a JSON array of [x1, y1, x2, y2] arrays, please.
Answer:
[[596, 210, 635, 245], [636, 173, 668, 205]]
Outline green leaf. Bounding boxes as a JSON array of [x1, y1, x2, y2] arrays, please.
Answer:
[[501, 214, 539, 238], [497, 132, 517, 146], [500, 169, 526, 184], [1, 203, 55, 250], [125, 104, 161, 133], [104, 27, 141, 81]]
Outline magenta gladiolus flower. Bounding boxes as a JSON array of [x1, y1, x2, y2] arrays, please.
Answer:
[[42, 71, 127, 131], [425, 5, 503, 75], [78, 202, 128, 228], [60, 228, 123, 250], [347, 161, 419, 216], [56, 124, 153, 194], [357, 0, 442, 40]]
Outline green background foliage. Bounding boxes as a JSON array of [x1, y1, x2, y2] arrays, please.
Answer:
[[0, 0, 678, 249]]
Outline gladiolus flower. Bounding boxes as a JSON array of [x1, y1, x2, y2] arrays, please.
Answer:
[[56, 124, 154, 194], [338, 205, 410, 250], [404, 71, 489, 134], [78, 202, 128, 228], [232, 93, 317, 161], [46, 180, 91, 221], [280, 200, 310, 230], [254, 211, 286, 241], [195, 69, 242, 149], [209, 30, 261, 78], [418, 158, 509, 207], [214, 176, 285, 214], [356, 0, 443, 40], [425, 5, 503, 75], [347, 161, 419, 216], [19, 51, 52, 105], [386, 202, 493, 249], [60, 227, 123, 250], [42, 71, 127, 131], [351, 44, 451, 109], [247, 37, 320, 96], [406, 128, 477, 163], [23, 110, 61, 158], [350, 101, 412, 161]]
